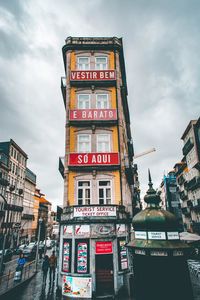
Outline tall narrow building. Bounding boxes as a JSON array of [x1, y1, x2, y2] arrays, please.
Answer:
[[59, 37, 135, 298]]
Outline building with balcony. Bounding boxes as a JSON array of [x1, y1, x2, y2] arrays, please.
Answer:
[[175, 117, 200, 234], [0, 139, 28, 247], [58, 37, 136, 298], [20, 168, 37, 243]]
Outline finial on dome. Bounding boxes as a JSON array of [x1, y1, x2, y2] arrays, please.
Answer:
[[144, 169, 161, 206], [148, 169, 153, 189]]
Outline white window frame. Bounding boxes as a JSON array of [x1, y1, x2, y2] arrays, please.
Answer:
[[77, 56, 90, 70], [95, 56, 108, 70], [97, 134, 111, 152], [98, 180, 112, 205], [77, 180, 91, 205], [78, 94, 91, 109], [77, 134, 91, 153], [96, 94, 109, 109]]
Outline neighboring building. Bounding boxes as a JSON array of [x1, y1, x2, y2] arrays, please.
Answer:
[[58, 37, 136, 298], [175, 118, 200, 234], [0, 139, 28, 247], [20, 168, 36, 243], [159, 171, 183, 231]]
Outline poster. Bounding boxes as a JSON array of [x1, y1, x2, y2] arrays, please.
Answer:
[[77, 242, 88, 273], [63, 240, 71, 272], [63, 275, 92, 298], [118, 239, 128, 270]]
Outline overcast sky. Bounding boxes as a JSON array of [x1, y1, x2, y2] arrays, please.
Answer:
[[0, 0, 200, 209]]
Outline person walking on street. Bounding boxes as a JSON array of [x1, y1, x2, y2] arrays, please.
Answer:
[[42, 255, 50, 284], [49, 250, 57, 284]]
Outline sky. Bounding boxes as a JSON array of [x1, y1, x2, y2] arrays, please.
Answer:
[[0, 0, 200, 209]]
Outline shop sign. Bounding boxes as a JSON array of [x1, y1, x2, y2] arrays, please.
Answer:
[[135, 249, 146, 255], [69, 109, 117, 121], [75, 225, 90, 237], [63, 240, 71, 272], [116, 224, 126, 236], [148, 231, 166, 240], [74, 206, 116, 217], [77, 242, 88, 273], [92, 224, 115, 236], [167, 232, 179, 240], [96, 241, 113, 254], [135, 231, 147, 240], [63, 225, 73, 236], [70, 70, 116, 81], [150, 250, 168, 256], [69, 152, 119, 166], [118, 239, 128, 270], [173, 250, 183, 256], [62, 275, 92, 298]]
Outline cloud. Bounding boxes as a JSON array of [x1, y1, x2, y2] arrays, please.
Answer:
[[0, 0, 200, 209]]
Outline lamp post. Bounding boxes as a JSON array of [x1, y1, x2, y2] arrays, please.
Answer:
[[35, 217, 43, 271]]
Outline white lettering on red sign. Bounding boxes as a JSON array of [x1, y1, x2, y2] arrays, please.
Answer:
[[70, 70, 116, 81], [69, 153, 119, 166], [69, 109, 117, 121]]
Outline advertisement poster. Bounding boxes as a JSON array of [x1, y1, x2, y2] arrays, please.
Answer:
[[77, 242, 88, 273], [63, 225, 73, 236], [118, 239, 128, 270], [62, 275, 92, 298], [95, 241, 113, 254], [63, 240, 71, 272]]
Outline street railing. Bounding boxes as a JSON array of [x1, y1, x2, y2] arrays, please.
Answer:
[[0, 260, 36, 296]]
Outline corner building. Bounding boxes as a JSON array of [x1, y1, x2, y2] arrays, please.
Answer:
[[59, 37, 135, 299]]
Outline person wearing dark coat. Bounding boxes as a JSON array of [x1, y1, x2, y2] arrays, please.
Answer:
[[42, 255, 50, 284]]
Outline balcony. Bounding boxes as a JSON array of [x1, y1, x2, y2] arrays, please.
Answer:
[[187, 177, 200, 191], [187, 200, 193, 208], [69, 109, 117, 125], [182, 137, 194, 156], [59, 157, 65, 179], [177, 175, 185, 186], [70, 70, 116, 87], [21, 213, 34, 220], [179, 190, 188, 201], [68, 152, 120, 170], [125, 165, 134, 185], [61, 77, 66, 108], [4, 203, 23, 212], [193, 199, 200, 210]]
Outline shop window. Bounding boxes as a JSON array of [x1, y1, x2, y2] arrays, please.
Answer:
[[96, 94, 109, 109], [77, 134, 91, 153], [62, 239, 72, 273], [95, 56, 108, 70], [97, 134, 110, 152], [77, 57, 90, 70], [77, 181, 91, 205], [75, 239, 90, 274], [78, 94, 91, 109], [98, 180, 111, 205]]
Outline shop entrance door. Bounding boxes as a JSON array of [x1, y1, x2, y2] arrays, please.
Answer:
[[95, 254, 114, 296]]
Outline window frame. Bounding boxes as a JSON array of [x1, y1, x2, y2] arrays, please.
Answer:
[[78, 94, 91, 109], [97, 134, 111, 152], [98, 179, 112, 205], [77, 134, 91, 153], [77, 56, 90, 70], [95, 56, 108, 70], [77, 180, 91, 205], [96, 93, 109, 109]]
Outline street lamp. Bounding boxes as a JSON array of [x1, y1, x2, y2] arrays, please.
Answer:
[[35, 217, 43, 271]]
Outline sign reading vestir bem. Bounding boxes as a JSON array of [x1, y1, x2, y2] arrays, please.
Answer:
[[70, 70, 116, 81], [69, 153, 119, 166]]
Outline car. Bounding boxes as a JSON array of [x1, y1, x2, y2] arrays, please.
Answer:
[[22, 243, 37, 260], [0, 249, 13, 262], [15, 244, 27, 255]]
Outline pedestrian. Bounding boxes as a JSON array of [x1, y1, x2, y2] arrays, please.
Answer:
[[49, 250, 57, 283], [16, 253, 26, 280], [42, 255, 50, 284]]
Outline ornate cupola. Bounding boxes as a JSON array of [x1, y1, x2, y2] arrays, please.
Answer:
[[127, 171, 193, 300]]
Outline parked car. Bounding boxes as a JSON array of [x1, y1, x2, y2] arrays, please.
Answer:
[[22, 243, 37, 260], [0, 249, 13, 262], [15, 244, 27, 255]]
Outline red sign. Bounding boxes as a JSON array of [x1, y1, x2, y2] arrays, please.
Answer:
[[96, 241, 113, 254], [70, 70, 116, 81], [68, 153, 119, 166], [69, 109, 117, 121]]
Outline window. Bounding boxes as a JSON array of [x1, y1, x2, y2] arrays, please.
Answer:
[[78, 134, 91, 153], [77, 181, 91, 205], [96, 94, 109, 109], [98, 180, 111, 205], [97, 134, 110, 152], [77, 57, 90, 70], [95, 56, 107, 70], [78, 94, 90, 109]]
